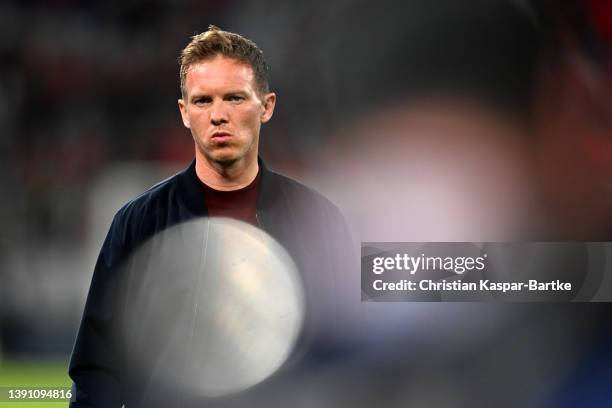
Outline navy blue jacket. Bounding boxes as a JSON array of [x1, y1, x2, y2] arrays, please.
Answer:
[[68, 159, 356, 407]]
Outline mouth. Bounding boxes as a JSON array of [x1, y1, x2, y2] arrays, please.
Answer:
[[211, 132, 233, 143]]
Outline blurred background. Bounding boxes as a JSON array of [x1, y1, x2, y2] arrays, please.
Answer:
[[1, 0, 612, 406]]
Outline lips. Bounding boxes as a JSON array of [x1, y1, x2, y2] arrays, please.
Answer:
[[211, 132, 233, 142]]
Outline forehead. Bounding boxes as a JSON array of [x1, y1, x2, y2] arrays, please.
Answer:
[[184, 56, 256, 95]]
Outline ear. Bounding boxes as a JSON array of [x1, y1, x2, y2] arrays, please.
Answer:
[[178, 99, 190, 128], [260, 92, 276, 123]]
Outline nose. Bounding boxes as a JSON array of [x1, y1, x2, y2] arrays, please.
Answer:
[[210, 101, 229, 126]]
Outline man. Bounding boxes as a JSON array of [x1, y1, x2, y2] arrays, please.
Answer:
[[68, 26, 355, 407]]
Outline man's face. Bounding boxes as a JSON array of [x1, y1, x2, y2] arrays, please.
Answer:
[[178, 56, 275, 167]]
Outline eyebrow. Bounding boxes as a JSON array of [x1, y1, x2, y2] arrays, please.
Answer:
[[223, 90, 248, 96], [193, 90, 248, 97], [189, 90, 249, 100]]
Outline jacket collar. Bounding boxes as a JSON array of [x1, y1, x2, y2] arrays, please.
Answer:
[[177, 157, 280, 216]]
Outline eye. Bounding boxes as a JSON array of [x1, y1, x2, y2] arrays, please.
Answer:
[[227, 95, 244, 103], [194, 96, 212, 105]]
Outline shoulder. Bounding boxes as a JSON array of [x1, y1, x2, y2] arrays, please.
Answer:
[[266, 169, 344, 219], [96, 166, 192, 267], [118, 173, 178, 220], [108, 168, 185, 244]]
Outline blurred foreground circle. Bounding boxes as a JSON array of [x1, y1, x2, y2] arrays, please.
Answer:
[[123, 217, 305, 399]]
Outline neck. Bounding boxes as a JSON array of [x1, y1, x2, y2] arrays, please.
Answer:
[[195, 152, 259, 191]]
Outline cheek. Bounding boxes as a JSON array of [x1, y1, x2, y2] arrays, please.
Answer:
[[238, 108, 262, 131], [188, 111, 209, 131]]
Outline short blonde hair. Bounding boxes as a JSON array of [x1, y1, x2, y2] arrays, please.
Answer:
[[179, 25, 270, 97]]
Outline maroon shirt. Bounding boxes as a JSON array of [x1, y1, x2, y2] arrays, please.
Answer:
[[202, 169, 261, 226]]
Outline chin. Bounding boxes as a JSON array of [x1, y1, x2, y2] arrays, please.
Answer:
[[214, 157, 240, 166], [199, 142, 254, 167], [208, 150, 242, 166]]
